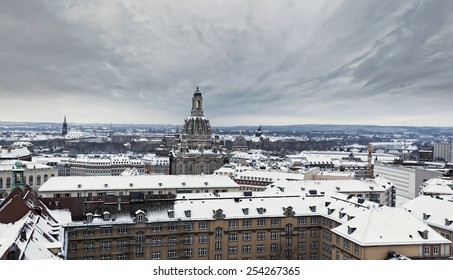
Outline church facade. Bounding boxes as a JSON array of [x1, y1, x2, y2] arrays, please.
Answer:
[[169, 87, 226, 175]]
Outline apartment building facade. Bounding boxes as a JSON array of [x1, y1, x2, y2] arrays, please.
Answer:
[[62, 192, 450, 260]]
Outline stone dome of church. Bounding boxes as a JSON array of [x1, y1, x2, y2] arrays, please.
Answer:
[[183, 116, 211, 136], [233, 135, 247, 148]]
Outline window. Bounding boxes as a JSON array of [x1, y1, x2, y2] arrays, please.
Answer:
[[136, 232, 145, 243], [83, 229, 94, 236], [101, 227, 112, 235], [118, 227, 128, 234], [271, 243, 279, 252], [298, 242, 306, 250], [336, 250, 340, 260], [215, 227, 223, 239], [257, 219, 266, 227], [136, 245, 144, 257], [168, 236, 177, 246], [310, 253, 318, 260], [118, 253, 128, 260], [198, 248, 208, 257], [311, 241, 318, 250], [257, 231, 266, 241], [299, 217, 307, 225], [298, 254, 307, 260], [229, 233, 238, 242], [199, 235, 208, 244], [271, 219, 280, 227], [243, 232, 251, 241], [257, 244, 265, 253], [336, 234, 340, 245], [285, 224, 293, 235], [215, 254, 222, 260], [83, 242, 94, 251], [101, 241, 111, 250], [228, 246, 238, 254], [354, 244, 359, 255], [184, 249, 193, 257], [199, 222, 208, 230], [151, 250, 161, 259], [311, 217, 318, 225], [83, 256, 94, 260], [152, 224, 161, 232], [271, 231, 279, 240], [229, 220, 238, 228], [243, 245, 251, 254], [168, 225, 177, 232], [168, 250, 177, 259], [298, 229, 307, 238], [184, 223, 193, 231], [344, 239, 350, 250], [243, 220, 251, 228], [215, 241, 222, 251], [100, 255, 111, 260], [286, 237, 293, 246], [151, 237, 162, 246], [184, 236, 194, 245], [310, 229, 319, 238], [433, 246, 439, 256], [424, 246, 430, 256], [118, 239, 128, 249]]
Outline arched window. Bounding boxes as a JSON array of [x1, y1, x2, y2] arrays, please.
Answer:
[[6, 177, 11, 188], [29, 176, 33, 186], [51, 174, 55, 177], [135, 231, 145, 243], [44, 174, 49, 183], [37, 175, 41, 186], [285, 224, 293, 235]]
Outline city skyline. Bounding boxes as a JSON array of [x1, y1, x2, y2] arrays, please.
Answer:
[[1, 1, 453, 127]]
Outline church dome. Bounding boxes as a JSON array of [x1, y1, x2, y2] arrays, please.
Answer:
[[233, 135, 247, 147], [183, 116, 211, 136]]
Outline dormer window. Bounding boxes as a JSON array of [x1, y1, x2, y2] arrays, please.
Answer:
[[103, 211, 110, 221], [445, 219, 453, 226], [257, 207, 266, 214], [423, 213, 431, 220], [185, 210, 191, 218], [347, 226, 357, 234], [86, 213, 93, 222], [419, 230, 429, 240], [309, 205, 316, 213], [168, 210, 175, 218], [328, 208, 335, 215], [284, 206, 295, 217], [242, 208, 249, 215]]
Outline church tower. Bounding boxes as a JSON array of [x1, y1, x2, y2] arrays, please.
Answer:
[[169, 86, 226, 175], [62, 116, 68, 137]]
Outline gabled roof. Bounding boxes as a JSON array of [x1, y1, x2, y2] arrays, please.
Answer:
[[331, 206, 451, 246]]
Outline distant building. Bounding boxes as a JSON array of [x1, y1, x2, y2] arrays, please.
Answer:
[[56, 155, 144, 176], [169, 87, 226, 175], [232, 132, 248, 152], [374, 161, 441, 199], [142, 152, 170, 174], [0, 160, 57, 198], [433, 142, 452, 162], [418, 149, 433, 162], [0, 146, 32, 161]]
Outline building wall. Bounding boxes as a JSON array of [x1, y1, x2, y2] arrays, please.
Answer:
[[374, 162, 439, 199], [0, 168, 57, 198]]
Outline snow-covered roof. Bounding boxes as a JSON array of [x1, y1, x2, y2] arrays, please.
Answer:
[[0, 147, 31, 159], [236, 170, 307, 181], [267, 176, 394, 194], [420, 178, 453, 195], [38, 175, 239, 193], [331, 206, 450, 246], [402, 195, 453, 232]]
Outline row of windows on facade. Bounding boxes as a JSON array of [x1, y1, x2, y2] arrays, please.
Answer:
[[0, 174, 53, 188], [69, 217, 322, 236], [73, 251, 319, 260]]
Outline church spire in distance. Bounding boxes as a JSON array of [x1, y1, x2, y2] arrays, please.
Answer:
[[62, 115, 68, 137]]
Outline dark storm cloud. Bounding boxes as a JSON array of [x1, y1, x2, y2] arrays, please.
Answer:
[[1, 0, 453, 126]]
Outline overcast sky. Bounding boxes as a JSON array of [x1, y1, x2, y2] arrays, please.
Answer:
[[1, 0, 453, 127]]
